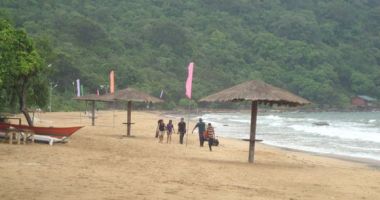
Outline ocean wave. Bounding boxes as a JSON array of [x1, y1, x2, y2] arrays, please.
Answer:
[[200, 111, 380, 161], [368, 119, 376, 123], [288, 124, 380, 143], [229, 119, 251, 123]]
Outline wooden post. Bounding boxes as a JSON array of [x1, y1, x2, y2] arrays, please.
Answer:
[[31, 132, 35, 144], [91, 100, 95, 126], [9, 131, 13, 144], [113, 101, 115, 128], [23, 132, 27, 144], [248, 101, 258, 163], [16, 132, 21, 145], [127, 101, 132, 136]]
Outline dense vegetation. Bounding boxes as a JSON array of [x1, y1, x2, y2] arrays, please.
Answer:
[[0, 19, 47, 123], [1, 0, 380, 111]]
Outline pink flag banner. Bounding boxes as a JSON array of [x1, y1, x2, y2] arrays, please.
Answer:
[[185, 62, 194, 99], [76, 79, 80, 97], [97, 89, 100, 96], [110, 70, 115, 94]]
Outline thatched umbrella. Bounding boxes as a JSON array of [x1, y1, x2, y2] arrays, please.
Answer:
[[114, 87, 163, 136], [199, 80, 310, 163], [73, 94, 115, 126], [74, 88, 163, 134]]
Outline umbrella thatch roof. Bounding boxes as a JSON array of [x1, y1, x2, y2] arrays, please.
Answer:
[[199, 80, 310, 163], [114, 87, 163, 103], [73, 88, 162, 128], [72, 94, 115, 102], [199, 80, 310, 106], [73, 88, 163, 103]]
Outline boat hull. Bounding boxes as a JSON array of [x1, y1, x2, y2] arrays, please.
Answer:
[[0, 123, 83, 138]]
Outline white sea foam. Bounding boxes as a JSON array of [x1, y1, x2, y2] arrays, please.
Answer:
[[369, 119, 376, 123], [288, 124, 380, 143], [229, 119, 251, 123], [200, 111, 380, 161]]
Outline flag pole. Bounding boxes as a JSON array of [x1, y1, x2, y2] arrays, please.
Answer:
[[186, 100, 190, 147], [76, 79, 81, 124]]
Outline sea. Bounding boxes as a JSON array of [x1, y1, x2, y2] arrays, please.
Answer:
[[197, 111, 380, 161]]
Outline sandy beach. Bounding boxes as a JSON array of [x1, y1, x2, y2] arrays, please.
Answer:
[[1, 111, 379, 200]]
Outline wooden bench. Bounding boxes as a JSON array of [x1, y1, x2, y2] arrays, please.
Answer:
[[4, 128, 35, 145], [22, 129, 35, 144]]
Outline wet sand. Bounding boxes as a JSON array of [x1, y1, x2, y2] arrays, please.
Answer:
[[0, 111, 379, 200]]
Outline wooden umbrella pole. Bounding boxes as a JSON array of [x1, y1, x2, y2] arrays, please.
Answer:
[[91, 100, 95, 126], [85, 101, 88, 124], [248, 101, 258, 163], [127, 101, 132, 136], [113, 101, 115, 128]]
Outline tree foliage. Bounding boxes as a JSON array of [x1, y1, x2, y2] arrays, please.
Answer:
[[0, 19, 47, 124], [1, 0, 380, 109]]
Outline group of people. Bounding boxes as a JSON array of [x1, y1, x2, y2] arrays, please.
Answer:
[[155, 117, 216, 151], [192, 118, 216, 151], [156, 118, 187, 144]]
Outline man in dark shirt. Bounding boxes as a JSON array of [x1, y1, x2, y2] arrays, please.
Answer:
[[178, 117, 186, 144], [192, 118, 206, 147]]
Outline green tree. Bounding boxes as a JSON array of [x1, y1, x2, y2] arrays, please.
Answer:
[[0, 19, 47, 125], [2, 0, 380, 109]]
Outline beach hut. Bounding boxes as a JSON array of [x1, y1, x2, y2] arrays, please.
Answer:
[[351, 95, 377, 107], [73, 94, 115, 126], [199, 80, 310, 163], [113, 87, 163, 137]]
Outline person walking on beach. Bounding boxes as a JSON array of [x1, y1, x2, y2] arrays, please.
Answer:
[[178, 118, 186, 144], [192, 118, 206, 147], [206, 123, 215, 151], [166, 120, 175, 143], [155, 119, 160, 138], [158, 119, 166, 143]]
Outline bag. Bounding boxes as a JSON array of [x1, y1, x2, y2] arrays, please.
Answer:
[[212, 138, 219, 146], [203, 130, 209, 139]]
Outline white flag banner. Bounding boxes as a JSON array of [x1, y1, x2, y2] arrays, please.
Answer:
[[76, 79, 80, 97]]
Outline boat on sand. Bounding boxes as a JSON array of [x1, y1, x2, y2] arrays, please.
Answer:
[[0, 122, 83, 138]]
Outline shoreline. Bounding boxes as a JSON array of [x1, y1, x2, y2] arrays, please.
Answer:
[[224, 136, 380, 169], [262, 142, 380, 169], [163, 111, 380, 169]]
